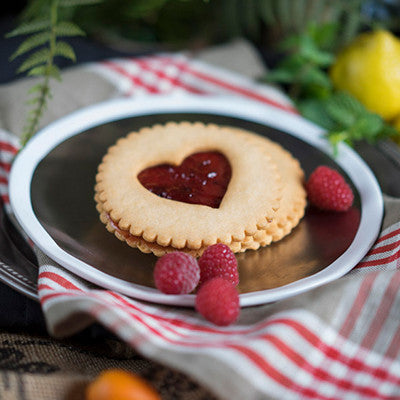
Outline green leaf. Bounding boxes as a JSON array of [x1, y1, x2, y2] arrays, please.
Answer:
[[27, 96, 44, 105], [266, 68, 297, 84], [304, 84, 332, 100], [9, 31, 50, 61], [313, 89, 396, 152], [28, 83, 43, 94], [379, 124, 398, 139], [26, 65, 47, 77], [54, 41, 76, 61], [325, 94, 359, 127], [59, 0, 103, 6], [6, 20, 50, 37], [280, 26, 335, 67], [280, 53, 307, 68], [17, 48, 50, 73], [305, 48, 335, 67], [308, 22, 338, 50], [334, 91, 366, 117], [327, 131, 352, 155], [299, 36, 335, 66], [298, 98, 338, 131], [279, 35, 301, 52], [55, 21, 85, 37], [27, 65, 61, 80], [48, 65, 61, 80], [301, 67, 332, 88], [351, 114, 383, 141], [328, 131, 351, 145]]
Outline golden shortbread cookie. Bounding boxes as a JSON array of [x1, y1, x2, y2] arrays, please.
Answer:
[[231, 130, 307, 250], [95, 199, 249, 257], [95, 122, 285, 254]]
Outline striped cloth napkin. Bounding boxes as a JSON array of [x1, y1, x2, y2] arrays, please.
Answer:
[[2, 52, 400, 400]]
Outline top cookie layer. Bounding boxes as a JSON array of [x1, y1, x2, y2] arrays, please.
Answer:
[[95, 122, 283, 250]]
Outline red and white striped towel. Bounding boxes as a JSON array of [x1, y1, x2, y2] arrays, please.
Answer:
[[2, 53, 400, 400]]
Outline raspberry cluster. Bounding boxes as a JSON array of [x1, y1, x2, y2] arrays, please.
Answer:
[[153, 244, 240, 326], [152, 165, 353, 326]]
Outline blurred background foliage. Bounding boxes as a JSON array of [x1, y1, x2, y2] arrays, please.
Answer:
[[14, 0, 400, 54], [84, 1, 400, 57], [6, 0, 400, 146]]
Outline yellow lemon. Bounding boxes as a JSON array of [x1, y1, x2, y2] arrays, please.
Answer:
[[330, 30, 400, 121]]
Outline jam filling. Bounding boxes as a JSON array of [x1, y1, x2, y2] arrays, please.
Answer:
[[137, 151, 232, 208]]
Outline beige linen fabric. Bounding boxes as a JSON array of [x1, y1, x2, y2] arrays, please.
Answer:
[[1, 38, 399, 400], [0, 39, 266, 400]]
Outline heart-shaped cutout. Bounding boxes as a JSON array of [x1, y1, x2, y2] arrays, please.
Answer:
[[137, 151, 232, 208]]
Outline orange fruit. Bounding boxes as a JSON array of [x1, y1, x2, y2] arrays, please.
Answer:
[[86, 369, 161, 400]]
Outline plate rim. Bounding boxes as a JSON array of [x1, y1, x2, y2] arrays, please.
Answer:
[[9, 94, 383, 307]]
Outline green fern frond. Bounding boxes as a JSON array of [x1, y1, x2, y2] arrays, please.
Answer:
[[21, 82, 49, 145], [27, 95, 47, 105], [27, 65, 61, 80], [55, 21, 85, 36], [6, 19, 50, 37], [27, 83, 44, 94], [17, 47, 50, 73], [9, 31, 50, 61], [26, 65, 48, 77], [7, 0, 92, 146], [54, 41, 76, 61]]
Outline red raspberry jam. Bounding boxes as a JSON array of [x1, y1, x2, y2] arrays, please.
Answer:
[[137, 151, 232, 208]]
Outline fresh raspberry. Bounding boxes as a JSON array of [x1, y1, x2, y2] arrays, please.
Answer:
[[195, 277, 240, 326], [198, 243, 239, 286], [306, 166, 354, 212], [154, 252, 200, 294]]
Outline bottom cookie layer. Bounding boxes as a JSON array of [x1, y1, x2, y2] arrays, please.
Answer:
[[98, 209, 302, 257]]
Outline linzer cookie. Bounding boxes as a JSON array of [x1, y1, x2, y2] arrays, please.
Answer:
[[95, 122, 305, 256], [232, 130, 307, 251]]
